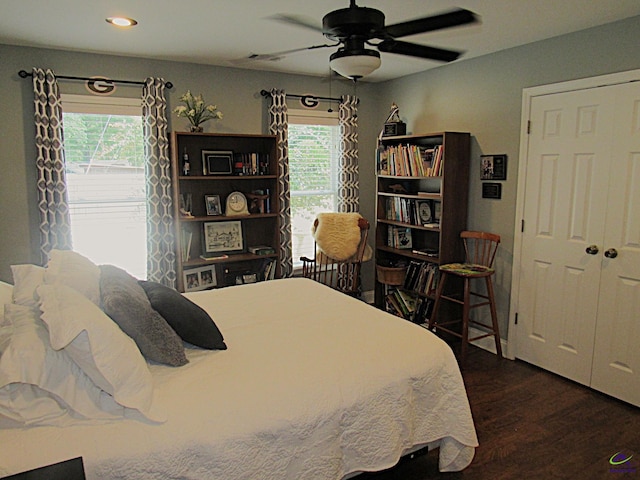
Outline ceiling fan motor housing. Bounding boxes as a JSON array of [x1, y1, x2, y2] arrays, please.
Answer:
[[322, 6, 385, 41]]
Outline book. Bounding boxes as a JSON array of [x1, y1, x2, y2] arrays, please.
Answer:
[[249, 245, 275, 255], [199, 253, 229, 261]]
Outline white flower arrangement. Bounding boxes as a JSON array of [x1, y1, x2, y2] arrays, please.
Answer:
[[173, 91, 223, 130]]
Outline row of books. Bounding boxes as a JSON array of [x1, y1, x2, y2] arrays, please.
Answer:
[[262, 258, 277, 281], [377, 144, 444, 177], [233, 152, 270, 176], [385, 197, 437, 226], [387, 226, 412, 249], [384, 288, 434, 324], [181, 228, 193, 262], [403, 261, 440, 297]]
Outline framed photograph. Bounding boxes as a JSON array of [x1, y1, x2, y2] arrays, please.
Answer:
[[202, 150, 233, 175], [480, 154, 507, 180], [183, 265, 217, 292], [204, 194, 222, 216], [415, 199, 433, 224], [203, 220, 244, 253]]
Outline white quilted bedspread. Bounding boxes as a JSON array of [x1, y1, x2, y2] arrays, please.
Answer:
[[0, 278, 477, 479]]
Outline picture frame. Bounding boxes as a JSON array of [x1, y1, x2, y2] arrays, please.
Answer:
[[204, 194, 222, 216], [183, 265, 217, 292], [480, 154, 508, 180], [415, 199, 433, 224], [202, 150, 233, 175], [203, 220, 244, 253]]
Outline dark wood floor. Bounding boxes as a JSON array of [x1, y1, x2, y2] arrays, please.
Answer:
[[361, 346, 640, 480]]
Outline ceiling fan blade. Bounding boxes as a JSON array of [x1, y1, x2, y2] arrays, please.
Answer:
[[268, 14, 322, 33], [244, 43, 335, 62], [377, 40, 461, 62], [383, 8, 477, 39]]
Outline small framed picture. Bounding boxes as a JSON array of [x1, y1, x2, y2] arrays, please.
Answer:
[[183, 265, 217, 292], [202, 150, 233, 175], [203, 220, 244, 253], [415, 199, 433, 224], [480, 154, 507, 180], [205, 194, 222, 216]]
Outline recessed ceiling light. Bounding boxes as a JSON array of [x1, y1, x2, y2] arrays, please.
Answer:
[[106, 17, 138, 27]]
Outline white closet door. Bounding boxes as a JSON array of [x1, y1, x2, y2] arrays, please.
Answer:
[[590, 81, 640, 406], [516, 86, 614, 385]]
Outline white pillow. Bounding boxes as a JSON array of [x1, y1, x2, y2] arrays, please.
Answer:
[[37, 283, 165, 422], [0, 281, 13, 326], [44, 250, 101, 305], [0, 303, 125, 425], [10, 264, 45, 308]]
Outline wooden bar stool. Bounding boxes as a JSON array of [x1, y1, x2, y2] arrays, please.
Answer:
[[428, 231, 502, 363]]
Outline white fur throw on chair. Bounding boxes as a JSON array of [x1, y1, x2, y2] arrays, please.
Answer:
[[312, 213, 363, 262]]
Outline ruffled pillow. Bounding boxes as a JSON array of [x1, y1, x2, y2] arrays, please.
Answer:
[[0, 303, 126, 425], [37, 284, 165, 422], [44, 249, 101, 306], [10, 264, 45, 308]]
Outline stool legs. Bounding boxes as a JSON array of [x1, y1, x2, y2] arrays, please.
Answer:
[[429, 272, 503, 363], [428, 273, 448, 331], [485, 276, 503, 358], [460, 277, 471, 362]]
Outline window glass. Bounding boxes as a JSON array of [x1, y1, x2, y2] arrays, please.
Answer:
[[61, 95, 146, 278], [288, 109, 340, 265]]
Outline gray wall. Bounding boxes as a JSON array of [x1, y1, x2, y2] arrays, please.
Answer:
[[1, 14, 639, 341]]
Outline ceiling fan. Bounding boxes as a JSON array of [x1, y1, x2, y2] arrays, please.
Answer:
[[266, 0, 479, 80]]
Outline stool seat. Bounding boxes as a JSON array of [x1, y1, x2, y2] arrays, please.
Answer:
[[439, 263, 494, 276], [428, 231, 503, 363]]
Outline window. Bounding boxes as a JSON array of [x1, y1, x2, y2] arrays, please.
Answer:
[[288, 109, 340, 266], [61, 94, 146, 278]]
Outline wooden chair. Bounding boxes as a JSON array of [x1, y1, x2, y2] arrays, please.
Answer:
[[300, 216, 370, 296], [428, 231, 503, 362]]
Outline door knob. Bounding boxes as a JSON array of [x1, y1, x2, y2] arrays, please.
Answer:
[[585, 245, 599, 255], [604, 248, 618, 259]]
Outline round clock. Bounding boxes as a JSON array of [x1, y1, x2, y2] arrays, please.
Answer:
[[418, 201, 432, 224], [225, 191, 249, 216]]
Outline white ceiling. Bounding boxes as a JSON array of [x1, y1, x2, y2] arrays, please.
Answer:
[[2, 0, 640, 83]]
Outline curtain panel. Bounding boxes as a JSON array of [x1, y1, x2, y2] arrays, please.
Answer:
[[267, 89, 294, 278], [338, 95, 359, 213], [31, 68, 73, 265], [142, 78, 176, 287]]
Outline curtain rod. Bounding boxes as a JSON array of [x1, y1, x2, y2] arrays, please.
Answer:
[[18, 70, 173, 89], [260, 89, 342, 103]]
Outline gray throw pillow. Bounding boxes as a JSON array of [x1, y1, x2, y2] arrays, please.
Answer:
[[139, 281, 227, 350], [99, 265, 188, 367]]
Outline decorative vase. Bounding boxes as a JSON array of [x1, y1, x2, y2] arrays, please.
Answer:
[[190, 125, 204, 133]]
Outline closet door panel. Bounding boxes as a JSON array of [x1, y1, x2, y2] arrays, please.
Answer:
[[591, 82, 640, 407]]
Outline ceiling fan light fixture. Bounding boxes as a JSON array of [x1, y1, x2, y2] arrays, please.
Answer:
[[329, 48, 381, 79]]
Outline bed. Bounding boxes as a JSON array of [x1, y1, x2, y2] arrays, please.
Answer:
[[0, 254, 477, 479]]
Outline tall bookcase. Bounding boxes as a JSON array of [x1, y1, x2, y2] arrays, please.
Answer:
[[170, 132, 280, 292], [374, 131, 470, 321]]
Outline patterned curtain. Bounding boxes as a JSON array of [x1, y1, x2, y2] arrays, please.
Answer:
[[142, 78, 176, 287], [338, 95, 359, 213], [267, 89, 294, 277], [31, 68, 73, 265]]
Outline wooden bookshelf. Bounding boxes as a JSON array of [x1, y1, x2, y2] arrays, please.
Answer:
[[374, 132, 470, 322], [170, 132, 280, 292]]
